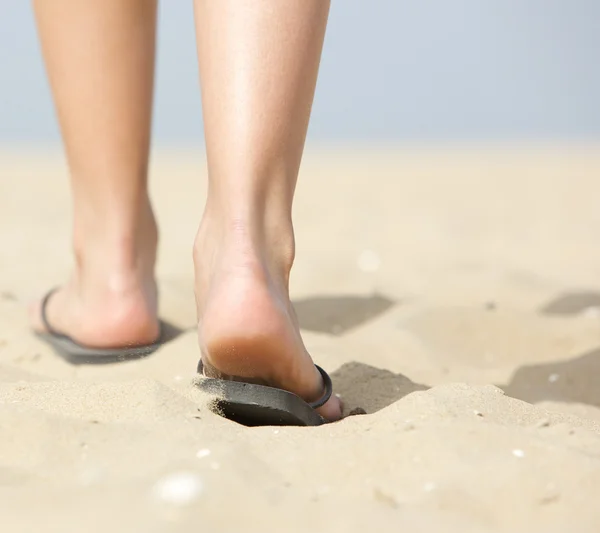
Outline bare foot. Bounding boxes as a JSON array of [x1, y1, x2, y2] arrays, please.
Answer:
[[30, 206, 160, 349], [194, 216, 343, 422]]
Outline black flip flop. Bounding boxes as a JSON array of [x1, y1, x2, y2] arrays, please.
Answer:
[[35, 289, 163, 365], [196, 359, 333, 427]]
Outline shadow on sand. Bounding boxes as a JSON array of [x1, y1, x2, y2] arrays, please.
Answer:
[[293, 293, 395, 335], [501, 347, 600, 408], [499, 290, 600, 408], [539, 290, 600, 316]]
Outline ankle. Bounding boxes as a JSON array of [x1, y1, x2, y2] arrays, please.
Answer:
[[194, 209, 295, 279], [73, 202, 158, 283]]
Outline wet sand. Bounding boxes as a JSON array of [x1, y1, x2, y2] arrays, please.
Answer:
[[2, 144, 600, 532]]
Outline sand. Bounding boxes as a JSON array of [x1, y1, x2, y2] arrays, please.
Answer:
[[2, 144, 600, 532]]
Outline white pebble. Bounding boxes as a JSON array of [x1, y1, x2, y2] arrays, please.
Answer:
[[196, 448, 211, 459], [512, 449, 525, 458], [548, 373, 560, 383], [152, 472, 204, 506], [273, 429, 280, 435], [173, 375, 183, 382], [357, 250, 381, 272]]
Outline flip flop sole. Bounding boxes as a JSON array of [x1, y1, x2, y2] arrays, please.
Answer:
[[35, 332, 161, 365], [196, 377, 326, 427]]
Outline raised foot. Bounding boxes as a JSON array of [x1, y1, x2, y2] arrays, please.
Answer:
[[195, 249, 342, 422]]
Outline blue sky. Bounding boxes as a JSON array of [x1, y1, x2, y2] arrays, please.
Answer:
[[1, 0, 599, 142]]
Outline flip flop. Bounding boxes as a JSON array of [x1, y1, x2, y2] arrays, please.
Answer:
[[35, 289, 163, 365], [195, 359, 333, 427]]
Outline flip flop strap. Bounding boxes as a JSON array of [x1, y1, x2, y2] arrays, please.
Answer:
[[39, 288, 60, 335], [308, 365, 333, 409]]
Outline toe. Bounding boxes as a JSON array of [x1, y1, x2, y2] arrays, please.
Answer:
[[317, 394, 343, 422]]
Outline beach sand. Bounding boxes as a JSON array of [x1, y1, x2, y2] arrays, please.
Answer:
[[2, 144, 600, 532]]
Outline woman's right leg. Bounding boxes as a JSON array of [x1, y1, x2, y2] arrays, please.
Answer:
[[193, 0, 342, 420], [30, 0, 160, 347]]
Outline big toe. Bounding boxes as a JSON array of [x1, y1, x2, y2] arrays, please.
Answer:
[[318, 393, 343, 422]]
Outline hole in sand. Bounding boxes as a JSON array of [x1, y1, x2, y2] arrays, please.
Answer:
[[331, 362, 429, 415]]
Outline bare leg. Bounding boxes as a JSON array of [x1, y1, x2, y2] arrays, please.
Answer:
[[193, 0, 341, 420], [30, 0, 160, 347]]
